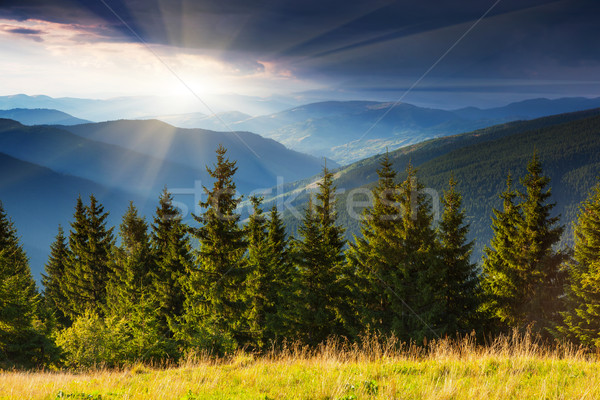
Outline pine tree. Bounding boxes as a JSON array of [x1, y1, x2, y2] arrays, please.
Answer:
[[347, 151, 403, 334], [41, 225, 71, 328], [560, 184, 600, 346], [150, 188, 193, 339], [246, 199, 295, 348], [517, 152, 566, 333], [106, 202, 154, 317], [0, 202, 50, 367], [264, 205, 296, 341], [179, 145, 248, 353], [390, 164, 439, 340], [482, 153, 565, 334], [106, 203, 171, 364], [436, 176, 480, 335], [245, 196, 270, 348], [481, 174, 522, 330], [62, 195, 114, 319], [294, 166, 353, 345]]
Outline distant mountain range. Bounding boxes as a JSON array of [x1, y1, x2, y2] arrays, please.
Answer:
[[144, 111, 252, 131], [154, 97, 600, 165], [61, 119, 336, 191], [0, 108, 90, 125], [0, 93, 298, 121], [4, 94, 600, 166]]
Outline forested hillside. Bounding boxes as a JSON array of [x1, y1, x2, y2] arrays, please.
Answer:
[[274, 108, 600, 259]]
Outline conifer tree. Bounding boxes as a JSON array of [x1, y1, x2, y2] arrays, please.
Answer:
[[41, 225, 71, 328], [390, 164, 439, 340], [246, 199, 295, 347], [62, 195, 114, 319], [436, 176, 480, 334], [518, 152, 566, 332], [179, 145, 248, 353], [0, 202, 49, 367], [245, 196, 270, 347], [560, 184, 600, 345], [482, 154, 565, 333], [294, 166, 353, 345], [106, 203, 170, 364], [106, 202, 154, 317], [264, 205, 296, 340], [150, 188, 193, 339], [347, 151, 402, 334], [481, 174, 522, 329]]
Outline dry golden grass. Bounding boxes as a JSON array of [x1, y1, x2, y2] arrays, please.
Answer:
[[1, 331, 599, 399]]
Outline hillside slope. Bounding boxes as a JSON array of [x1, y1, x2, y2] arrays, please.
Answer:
[[63, 119, 335, 190], [0, 108, 90, 125], [0, 119, 203, 196], [0, 151, 144, 278], [270, 108, 600, 259]]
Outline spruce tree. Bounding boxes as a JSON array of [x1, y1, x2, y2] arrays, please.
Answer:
[[179, 145, 248, 353], [150, 188, 193, 339], [62, 195, 114, 319], [264, 205, 296, 341], [294, 166, 353, 345], [560, 184, 600, 346], [481, 174, 522, 330], [518, 152, 566, 333], [245, 196, 270, 348], [106, 203, 170, 364], [436, 176, 480, 334], [390, 164, 439, 340], [41, 225, 71, 328], [347, 151, 402, 334], [0, 202, 49, 367], [482, 154, 565, 334], [246, 199, 295, 348], [106, 202, 154, 317]]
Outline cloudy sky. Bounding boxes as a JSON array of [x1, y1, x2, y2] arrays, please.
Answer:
[[1, 0, 599, 109]]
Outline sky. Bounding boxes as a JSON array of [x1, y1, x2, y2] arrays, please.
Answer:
[[1, 0, 600, 111]]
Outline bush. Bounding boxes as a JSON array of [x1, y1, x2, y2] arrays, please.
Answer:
[[55, 311, 127, 369]]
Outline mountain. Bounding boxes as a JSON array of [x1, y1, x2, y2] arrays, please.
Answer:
[[0, 108, 90, 125], [266, 108, 600, 260], [0, 94, 298, 121], [0, 119, 203, 197], [0, 151, 144, 278], [213, 98, 600, 165], [144, 110, 252, 130], [453, 97, 600, 120], [62, 119, 336, 191], [228, 101, 498, 164]]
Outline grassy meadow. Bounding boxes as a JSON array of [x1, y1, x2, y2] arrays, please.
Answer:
[[1, 332, 599, 400]]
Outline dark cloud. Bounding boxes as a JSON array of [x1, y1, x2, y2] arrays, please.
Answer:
[[1, 0, 599, 101], [6, 27, 43, 34]]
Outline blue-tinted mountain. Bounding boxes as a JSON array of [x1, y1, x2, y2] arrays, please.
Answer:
[[223, 98, 600, 165], [228, 101, 496, 164], [0, 108, 90, 125], [62, 119, 335, 190], [146, 111, 252, 130], [453, 97, 600, 120], [0, 151, 145, 279], [0, 119, 203, 196]]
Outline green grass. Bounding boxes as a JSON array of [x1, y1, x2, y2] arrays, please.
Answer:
[[1, 333, 598, 399]]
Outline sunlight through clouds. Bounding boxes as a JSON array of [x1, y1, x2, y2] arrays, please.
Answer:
[[0, 18, 321, 100]]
